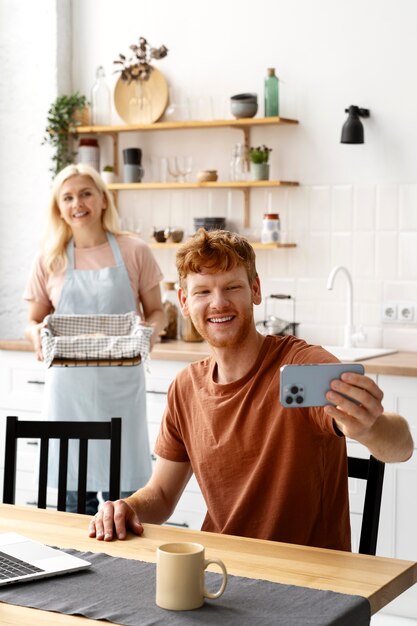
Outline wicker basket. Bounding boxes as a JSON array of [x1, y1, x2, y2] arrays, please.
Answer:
[[41, 312, 152, 368]]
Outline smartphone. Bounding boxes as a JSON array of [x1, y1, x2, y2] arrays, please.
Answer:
[[279, 363, 365, 408]]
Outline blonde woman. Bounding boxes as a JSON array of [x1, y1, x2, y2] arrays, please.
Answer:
[[24, 164, 165, 514]]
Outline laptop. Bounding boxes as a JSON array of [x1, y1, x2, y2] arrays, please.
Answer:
[[0, 532, 91, 586]]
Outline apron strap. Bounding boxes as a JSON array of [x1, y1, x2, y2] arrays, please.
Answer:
[[66, 239, 75, 270], [107, 233, 124, 266], [66, 233, 123, 269]]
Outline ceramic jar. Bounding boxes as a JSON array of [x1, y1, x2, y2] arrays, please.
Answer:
[[261, 213, 280, 244]]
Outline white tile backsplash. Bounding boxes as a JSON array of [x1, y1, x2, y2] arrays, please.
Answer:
[[136, 181, 416, 351], [354, 185, 376, 231], [331, 185, 353, 232], [376, 184, 399, 231], [399, 185, 417, 230], [399, 233, 417, 279]]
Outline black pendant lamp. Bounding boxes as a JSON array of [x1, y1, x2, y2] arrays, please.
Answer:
[[341, 105, 370, 144]]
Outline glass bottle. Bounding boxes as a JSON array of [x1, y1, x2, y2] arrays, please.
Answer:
[[231, 143, 249, 181], [264, 68, 279, 117], [91, 66, 111, 125]]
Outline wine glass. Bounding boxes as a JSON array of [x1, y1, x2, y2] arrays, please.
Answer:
[[176, 156, 193, 182], [168, 157, 180, 182]]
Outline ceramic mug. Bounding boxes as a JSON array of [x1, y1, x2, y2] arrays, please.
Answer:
[[156, 542, 228, 611]]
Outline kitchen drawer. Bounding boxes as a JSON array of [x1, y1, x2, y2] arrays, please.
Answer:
[[0, 351, 45, 412]]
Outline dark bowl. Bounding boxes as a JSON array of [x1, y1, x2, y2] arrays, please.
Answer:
[[230, 93, 258, 102]]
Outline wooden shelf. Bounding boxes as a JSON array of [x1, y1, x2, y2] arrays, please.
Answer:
[[75, 116, 299, 135], [107, 180, 299, 191], [149, 241, 296, 250], [73, 116, 300, 232]]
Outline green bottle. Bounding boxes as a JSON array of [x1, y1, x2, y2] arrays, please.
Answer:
[[264, 68, 279, 117]]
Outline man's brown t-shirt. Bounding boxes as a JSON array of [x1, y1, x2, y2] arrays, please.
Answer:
[[155, 335, 351, 551]]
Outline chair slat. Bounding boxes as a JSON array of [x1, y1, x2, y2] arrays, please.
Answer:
[[2, 416, 122, 514]]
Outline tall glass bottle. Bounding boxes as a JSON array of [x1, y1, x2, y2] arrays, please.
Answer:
[[264, 68, 279, 117], [91, 66, 111, 125]]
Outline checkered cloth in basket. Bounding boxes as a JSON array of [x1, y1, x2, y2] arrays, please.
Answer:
[[41, 312, 153, 368]]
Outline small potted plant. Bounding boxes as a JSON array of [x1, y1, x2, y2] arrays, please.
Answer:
[[43, 92, 89, 177], [101, 165, 116, 185], [249, 145, 272, 180]]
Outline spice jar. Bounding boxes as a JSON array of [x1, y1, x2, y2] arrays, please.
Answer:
[[261, 213, 280, 244]]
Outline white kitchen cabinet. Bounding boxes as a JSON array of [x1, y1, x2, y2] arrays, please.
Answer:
[[145, 357, 207, 530], [370, 374, 417, 619], [348, 374, 417, 619], [0, 350, 58, 506]]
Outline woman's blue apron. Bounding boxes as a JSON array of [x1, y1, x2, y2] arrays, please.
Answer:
[[42, 233, 152, 491]]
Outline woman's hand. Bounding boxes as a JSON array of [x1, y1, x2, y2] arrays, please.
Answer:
[[27, 321, 46, 361], [25, 301, 52, 361]]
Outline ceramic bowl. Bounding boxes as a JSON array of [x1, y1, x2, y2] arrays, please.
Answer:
[[167, 229, 184, 243], [230, 93, 258, 119], [197, 169, 218, 182], [153, 228, 168, 243]]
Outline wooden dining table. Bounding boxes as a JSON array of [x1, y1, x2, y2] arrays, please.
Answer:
[[0, 503, 416, 625]]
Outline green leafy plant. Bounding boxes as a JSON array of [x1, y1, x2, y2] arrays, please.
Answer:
[[249, 145, 272, 164], [43, 92, 89, 177]]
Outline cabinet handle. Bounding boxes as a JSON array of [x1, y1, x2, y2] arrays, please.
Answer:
[[27, 379, 45, 385], [147, 390, 167, 396], [165, 521, 190, 528], [26, 441, 39, 446]]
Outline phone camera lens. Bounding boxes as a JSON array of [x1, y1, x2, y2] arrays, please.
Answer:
[[290, 385, 299, 394], [285, 396, 293, 405], [295, 395, 304, 404]]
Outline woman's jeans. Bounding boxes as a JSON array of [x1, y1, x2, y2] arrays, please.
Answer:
[[66, 491, 132, 515]]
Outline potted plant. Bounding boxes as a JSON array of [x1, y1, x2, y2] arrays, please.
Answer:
[[249, 145, 272, 180], [101, 165, 116, 185], [43, 92, 89, 177]]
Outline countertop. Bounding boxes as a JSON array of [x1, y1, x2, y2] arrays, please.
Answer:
[[1, 339, 417, 377]]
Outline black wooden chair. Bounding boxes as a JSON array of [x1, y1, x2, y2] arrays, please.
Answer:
[[347, 455, 385, 555], [3, 415, 121, 514]]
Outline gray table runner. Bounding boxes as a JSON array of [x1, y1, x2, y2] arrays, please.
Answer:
[[0, 548, 370, 625]]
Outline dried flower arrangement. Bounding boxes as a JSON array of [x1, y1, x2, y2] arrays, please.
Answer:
[[114, 36, 168, 83]]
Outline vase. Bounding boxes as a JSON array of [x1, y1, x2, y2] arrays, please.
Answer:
[[128, 80, 153, 124], [250, 162, 270, 181]]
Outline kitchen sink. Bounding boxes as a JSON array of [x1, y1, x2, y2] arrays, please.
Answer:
[[322, 346, 397, 362]]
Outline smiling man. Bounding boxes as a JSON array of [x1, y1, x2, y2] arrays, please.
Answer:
[[90, 229, 413, 550]]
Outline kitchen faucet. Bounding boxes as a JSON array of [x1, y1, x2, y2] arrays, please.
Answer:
[[326, 265, 364, 348]]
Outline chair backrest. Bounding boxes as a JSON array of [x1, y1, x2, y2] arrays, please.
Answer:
[[347, 455, 385, 555], [3, 416, 121, 514]]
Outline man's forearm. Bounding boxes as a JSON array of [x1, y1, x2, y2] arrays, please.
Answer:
[[358, 412, 414, 463], [124, 485, 176, 525]]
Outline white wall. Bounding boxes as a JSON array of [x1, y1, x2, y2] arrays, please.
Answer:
[[1, 0, 416, 350]]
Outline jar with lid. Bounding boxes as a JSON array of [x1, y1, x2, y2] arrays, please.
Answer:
[[162, 282, 179, 340], [77, 137, 100, 171], [180, 316, 204, 343], [261, 213, 280, 244]]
